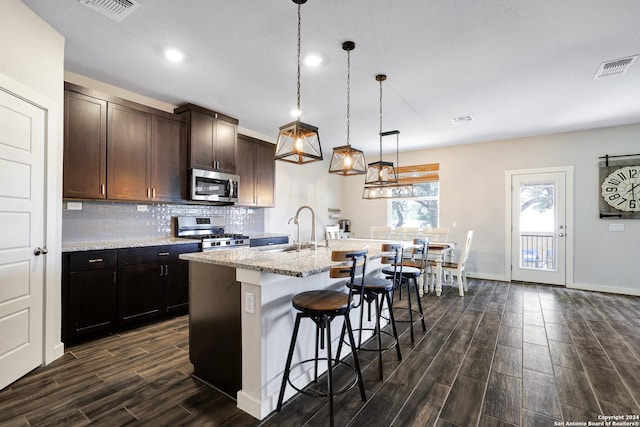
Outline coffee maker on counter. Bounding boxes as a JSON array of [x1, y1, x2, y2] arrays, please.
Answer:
[[338, 219, 351, 238]]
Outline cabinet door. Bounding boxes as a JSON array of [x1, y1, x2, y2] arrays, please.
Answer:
[[151, 115, 186, 202], [190, 110, 215, 170], [63, 90, 107, 199], [166, 260, 190, 313], [67, 268, 117, 340], [236, 137, 256, 205], [254, 141, 275, 207], [214, 117, 237, 173], [107, 103, 152, 201], [118, 262, 165, 325]]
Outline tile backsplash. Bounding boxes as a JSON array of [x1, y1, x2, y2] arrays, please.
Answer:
[[62, 201, 265, 243]]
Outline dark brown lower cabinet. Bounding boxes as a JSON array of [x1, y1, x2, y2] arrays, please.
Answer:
[[166, 259, 190, 313], [62, 243, 199, 343], [117, 261, 166, 325], [62, 249, 118, 342]]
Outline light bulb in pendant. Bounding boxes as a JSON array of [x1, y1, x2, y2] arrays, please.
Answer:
[[295, 138, 303, 152], [344, 155, 352, 167]]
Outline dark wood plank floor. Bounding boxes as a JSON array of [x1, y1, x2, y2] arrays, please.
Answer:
[[1, 280, 639, 426]]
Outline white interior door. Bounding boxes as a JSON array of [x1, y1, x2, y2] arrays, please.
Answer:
[[0, 87, 45, 389], [510, 171, 567, 285]]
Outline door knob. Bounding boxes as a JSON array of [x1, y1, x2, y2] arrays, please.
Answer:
[[34, 247, 48, 256], [558, 233, 565, 238]]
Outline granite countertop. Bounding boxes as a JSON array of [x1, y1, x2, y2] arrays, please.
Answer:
[[179, 242, 384, 278], [62, 237, 201, 252]]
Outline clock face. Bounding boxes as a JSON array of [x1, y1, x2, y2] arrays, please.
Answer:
[[601, 165, 640, 212]]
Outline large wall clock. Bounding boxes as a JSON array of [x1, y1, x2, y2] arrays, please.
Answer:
[[599, 155, 640, 219]]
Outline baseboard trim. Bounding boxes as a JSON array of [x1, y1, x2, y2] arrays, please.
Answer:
[[568, 282, 640, 297], [467, 272, 508, 282]]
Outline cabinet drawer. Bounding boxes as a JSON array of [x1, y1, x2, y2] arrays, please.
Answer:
[[68, 249, 117, 271], [118, 243, 200, 265]]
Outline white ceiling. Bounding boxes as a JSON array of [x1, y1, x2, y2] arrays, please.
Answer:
[[22, 0, 640, 156]]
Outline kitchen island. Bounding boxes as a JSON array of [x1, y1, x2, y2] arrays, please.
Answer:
[[180, 242, 385, 420]]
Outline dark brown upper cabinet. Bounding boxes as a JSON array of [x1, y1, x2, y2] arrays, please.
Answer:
[[174, 104, 238, 174], [236, 134, 275, 207], [107, 103, 152, 201], [63, 83, 187, 203], [63, 90, 107, 199], [151, 115, 187, 202]]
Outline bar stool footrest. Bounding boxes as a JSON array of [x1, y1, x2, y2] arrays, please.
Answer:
[[382, 306, 424, 323], [345, 327, 399, 352], [286, 357, 359, 398]]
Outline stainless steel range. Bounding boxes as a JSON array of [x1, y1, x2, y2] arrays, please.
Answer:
[[175, 216, 250, 251]]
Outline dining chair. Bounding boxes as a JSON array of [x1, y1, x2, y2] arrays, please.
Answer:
[[398, 238, 429, 296], [422, 227, 451, 280], [422, 227, 449, 242], [434, 230, 474, 296], [370, 226, 391, 239], [395, 227, 419, 241]]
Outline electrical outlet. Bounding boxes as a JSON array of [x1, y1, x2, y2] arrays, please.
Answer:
[[245, 292, 255, 314], [67, 201, 83, 211], [136, 204, 148, 212]]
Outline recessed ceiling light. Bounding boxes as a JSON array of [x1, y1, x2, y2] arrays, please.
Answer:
[[304, 54, 322, 68], [164, 48, 186, 63]]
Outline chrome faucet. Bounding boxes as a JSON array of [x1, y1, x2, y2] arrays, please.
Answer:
[[291, 205, 317, 251]]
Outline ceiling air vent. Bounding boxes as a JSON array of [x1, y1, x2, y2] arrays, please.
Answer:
[[451, 115, 473, 124], [594, 55, 638, 79], [78, 0, 140, 22]]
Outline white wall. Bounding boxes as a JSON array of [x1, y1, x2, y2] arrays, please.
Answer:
[[1, 0, 65, 361], [265, 157, 345, 243], [341, 124, 640, 296]]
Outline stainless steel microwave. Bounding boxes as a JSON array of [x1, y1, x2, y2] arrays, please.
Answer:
[[190, 169, 239, 203]]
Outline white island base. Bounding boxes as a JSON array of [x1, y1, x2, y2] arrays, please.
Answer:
[[236, 259, 383, 420]]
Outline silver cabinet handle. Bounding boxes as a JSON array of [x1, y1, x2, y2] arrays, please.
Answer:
[[88, 258, 104, 263], [34, 247, 48, 256]]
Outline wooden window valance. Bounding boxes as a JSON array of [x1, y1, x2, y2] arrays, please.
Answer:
[[395, 163, 439, 184]]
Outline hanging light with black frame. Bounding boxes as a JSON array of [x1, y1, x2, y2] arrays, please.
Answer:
[[274, 0, 323, 164], [363, 130, 416, 199], [364, 74, 397, 185], [328, 41, 366, 175]]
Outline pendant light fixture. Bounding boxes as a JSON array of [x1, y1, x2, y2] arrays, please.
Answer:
[[274, 0, 323, 164], [364, 74, 397, 185], [363, 130, 415, 199], [328, 41, 366, 175]]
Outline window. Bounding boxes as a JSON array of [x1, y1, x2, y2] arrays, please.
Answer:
[[385, 163, 440, 228], [389, 181, 439, 228]]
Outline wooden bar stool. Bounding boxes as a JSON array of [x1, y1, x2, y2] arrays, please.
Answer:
[[276, 247, 368, 427], [382, 240, 427, 344], [335, 243, 403, 380]]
